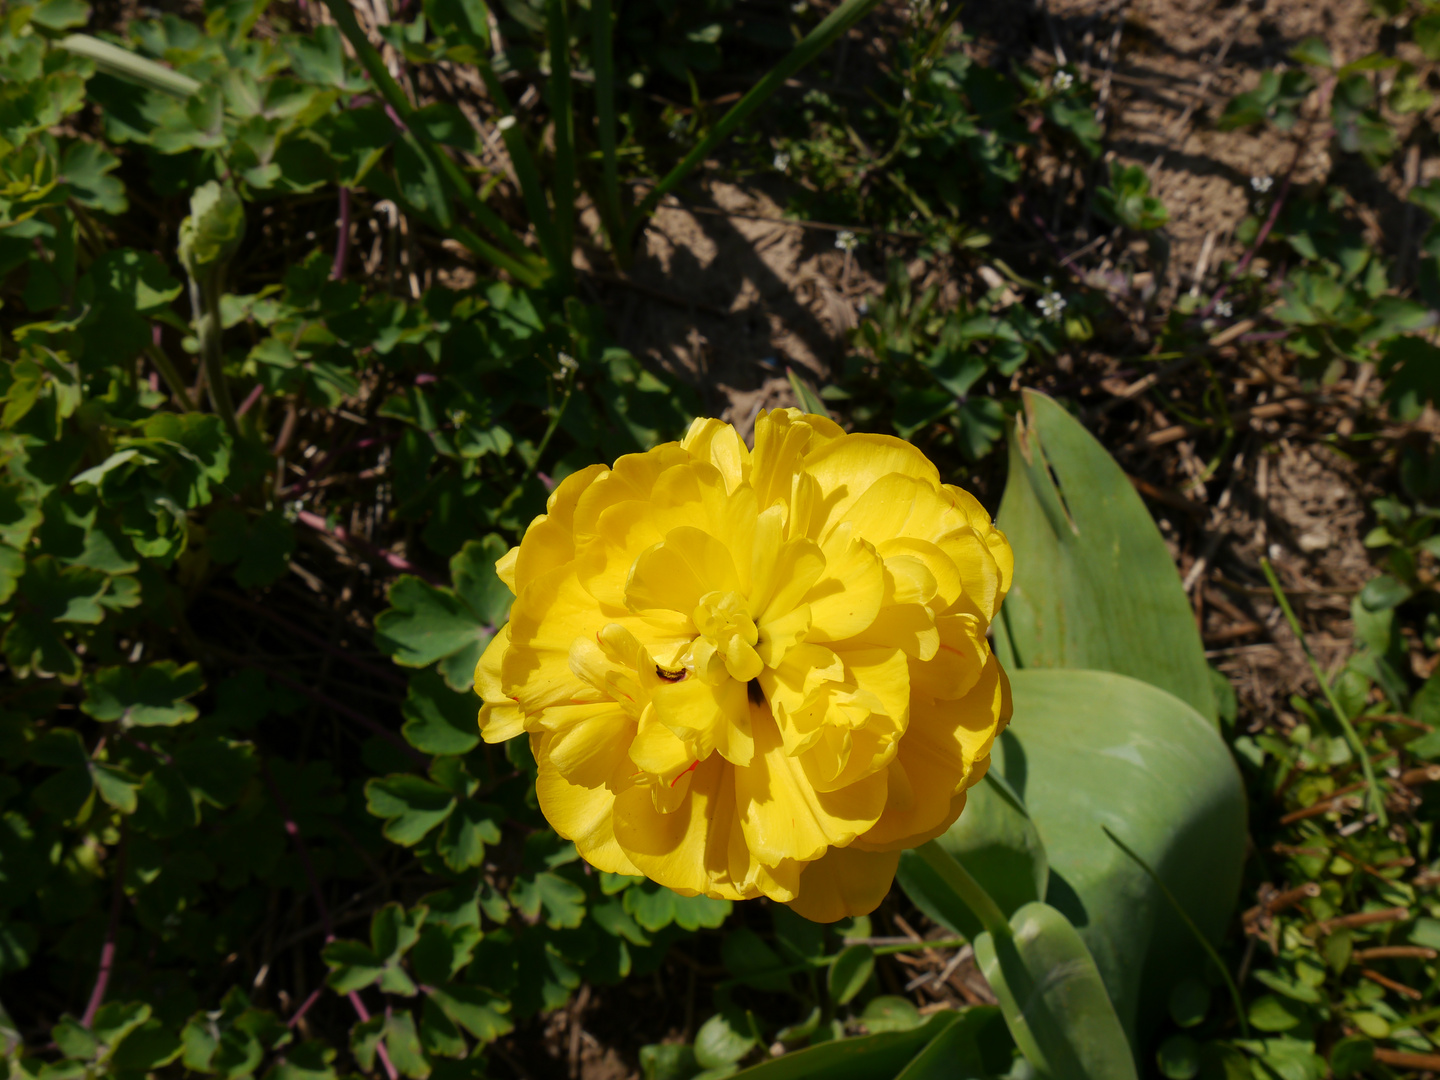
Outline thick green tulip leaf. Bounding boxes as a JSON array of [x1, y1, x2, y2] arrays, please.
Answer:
[[975, 901, 1137, 1080], [897, 772, 1047, 940], [998, 669, 1246, 1044], [728, 1012, 980, 1080], [993, 389, 1216, 722], [891, 1007, 1012, 1080]]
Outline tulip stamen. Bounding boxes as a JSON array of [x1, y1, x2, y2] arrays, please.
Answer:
[[747, 678, 765, 705], [656, 666, 687, 683]]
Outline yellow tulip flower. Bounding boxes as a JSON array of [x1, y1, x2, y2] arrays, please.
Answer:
[[476, 409, 1012, 921]]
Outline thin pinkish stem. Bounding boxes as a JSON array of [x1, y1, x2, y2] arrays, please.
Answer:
[[237, 384, 265, 418], [295, 510, 444, 584], [263, 767, 399, 1080], [333, 188, 352, 281], [81, 834, 127, 1027]]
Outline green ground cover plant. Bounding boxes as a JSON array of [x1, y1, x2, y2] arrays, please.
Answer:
[[1, 0, 1440, 1077]]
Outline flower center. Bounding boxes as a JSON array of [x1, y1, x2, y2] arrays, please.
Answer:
[[688, 590, 763, 684]]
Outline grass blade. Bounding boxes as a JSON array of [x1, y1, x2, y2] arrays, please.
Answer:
[[621, 0, 882, 252], [547, 0, 576, 289], [1260, 557, 1388, 826], [591, 0, 625, 255]]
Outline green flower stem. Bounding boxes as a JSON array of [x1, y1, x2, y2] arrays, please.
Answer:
[[189, 267, 237, 436], [1103, 826, 1250, 1039], [145, 342, 197, 411], [1260, 557, 1388, 827], [915, 840, 1012, 940]]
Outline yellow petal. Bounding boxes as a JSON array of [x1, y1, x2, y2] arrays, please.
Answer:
[[503, 567, 605, 712], [534, 730, 641, 875], [734, 707, 887, 866], [755, 604, 812, 668], [512, 464, 607, 594], [494, 546, 519, 594], [629, 705, 696, 780], [683, 417, 751, 494], [476, 625, 525, 742], [909, 613, 986, 701], [756, 537, 825, 626], [613, 756, 745, 898], [803, 434, 941, 535], [626, 526, 741, 615], [937, 526, 1004, 621], [548, 705, 637, 785], [786, 846, 900, 923], [651, 674, 753, 767], [854, 653, 1008, 850], [804, 526, 885, 642], [878, 538, 962, 612]]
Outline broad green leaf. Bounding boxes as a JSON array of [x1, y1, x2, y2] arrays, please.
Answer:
[[994, 390, 1217, 722], [207, 508, 295, 587], [858, 997, 923, 1034], [81, 661, 204, 726], [891, 1007, 1011, 1080], [695, 1009, 758, 1069], [451, 535, 512, 626], [625, 880, 731, 933], [435, 801, 501, 872], [898, 771, 1047, 940], [321, 940, 384, 993], [174, 738, 256, 808], [418, 997, 466, 1059], [371, 901, 426, 961], [401, 670, 481, 755], [507, 871, 585, 929], [91, 1001, 152, 1057], [727, 1011, 956, 1078], [975, 902, 1136, 1080], [826, 945, 874, 1006], [365, 775, 456, 845], [111, 1019, 184, 1072], [997, 669, 1246, 1044], [382, 1010, 430, 1080], [271, 1041, 339, 1080], [90, 762, 140, 813], [428, 985, 512, 1043], [375, 576, 494, 692]]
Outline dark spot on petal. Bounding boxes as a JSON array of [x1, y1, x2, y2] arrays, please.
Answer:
[[748, 679, 765, 705], [656, 666, 686, 683]]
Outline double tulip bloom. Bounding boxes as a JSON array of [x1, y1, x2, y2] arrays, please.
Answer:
[[476, 410, 1012, 920]]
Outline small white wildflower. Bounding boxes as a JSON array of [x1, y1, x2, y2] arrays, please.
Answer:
[[856, 298, 870, 316], [1052, 71, 1074, 92], [1214, 299, 1234, 318], [496, 115, 517, 132], [1251, 174, 1273, 193], [791, 0, 806, 11], [1251, 265, 1269, 279], [835, 230, 859, 252], [1037, 291, 1067, 321], [773, 151, 791, 173]]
